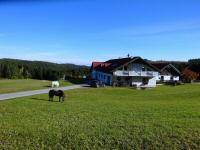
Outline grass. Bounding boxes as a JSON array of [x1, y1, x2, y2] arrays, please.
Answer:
[[0, 79, 72, 94], [0, 84, 200, 149]]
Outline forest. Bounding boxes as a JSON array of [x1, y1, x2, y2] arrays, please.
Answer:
[[0, 58, 200, 81], [0, 59, 90, 80]]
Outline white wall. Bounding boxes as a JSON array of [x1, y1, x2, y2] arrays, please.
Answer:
[[156, 75, 180, 82], [156, 75, 161, 81], [131, 77, 143, 87], [164, 75, 171, 81], [131, 77, 156, 87], [148, 77, 157, 87], [173, 76, 179, 81]]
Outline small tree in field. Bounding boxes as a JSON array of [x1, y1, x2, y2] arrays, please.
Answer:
[[182, 68, 199, 82]]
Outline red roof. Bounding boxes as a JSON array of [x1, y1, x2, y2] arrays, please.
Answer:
[[91, 62, 104, 70]]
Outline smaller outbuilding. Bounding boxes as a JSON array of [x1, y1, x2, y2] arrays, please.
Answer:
[[150, 62, 181, 82]]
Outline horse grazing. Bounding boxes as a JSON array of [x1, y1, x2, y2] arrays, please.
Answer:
[[49, 89, 65, 102]]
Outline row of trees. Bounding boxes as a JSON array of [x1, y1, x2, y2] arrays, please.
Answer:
[[182, 68, 199, 82], [0, 59, 89, 80], [174, 59, 200, 82], [188, 59, 200, 74], [184, 59, 200, 81]]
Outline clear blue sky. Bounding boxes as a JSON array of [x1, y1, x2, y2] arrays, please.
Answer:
[[0, 0, 200, 65]]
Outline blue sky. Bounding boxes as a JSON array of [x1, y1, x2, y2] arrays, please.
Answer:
[[0, 0, 200, 65]]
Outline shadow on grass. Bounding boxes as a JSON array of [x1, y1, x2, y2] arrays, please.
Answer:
[[31, 98, 61, 102], [31, 98, 48, 101], [82, 85, 91, 88]]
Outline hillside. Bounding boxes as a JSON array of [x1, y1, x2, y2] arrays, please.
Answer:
[[0, 58, 90, 80]]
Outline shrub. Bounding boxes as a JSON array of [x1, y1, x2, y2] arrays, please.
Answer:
[[182, 68, 199, 82]]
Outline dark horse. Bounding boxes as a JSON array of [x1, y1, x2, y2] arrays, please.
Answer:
[[49, 89, 65, 102]]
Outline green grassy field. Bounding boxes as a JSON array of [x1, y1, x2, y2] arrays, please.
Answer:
[[0, 79, 72, 94], [0, 84, 200, 149]]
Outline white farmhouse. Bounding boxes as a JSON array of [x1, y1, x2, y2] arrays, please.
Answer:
[[90, 57, 160, 88]]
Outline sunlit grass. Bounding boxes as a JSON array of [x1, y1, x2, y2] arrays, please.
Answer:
[[0, 84, 200, 149], [0, 79, 72, 94]]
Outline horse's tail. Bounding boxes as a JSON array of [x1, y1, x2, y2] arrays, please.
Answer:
[[58, 90, 65, 102], [63, 92, 66, 98]]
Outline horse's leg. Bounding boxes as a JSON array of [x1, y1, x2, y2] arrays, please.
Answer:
[[59, 96, 61, 102], [52, 96, 54, 102], [49, 96, 52, 101]]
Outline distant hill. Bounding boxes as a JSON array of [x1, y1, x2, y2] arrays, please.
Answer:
[[0, 58, 90, 80]]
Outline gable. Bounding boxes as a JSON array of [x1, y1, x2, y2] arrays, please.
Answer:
[[161, 64, 181, 76]]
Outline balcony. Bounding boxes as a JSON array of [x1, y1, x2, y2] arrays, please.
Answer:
[[113, 70, 159, 77]]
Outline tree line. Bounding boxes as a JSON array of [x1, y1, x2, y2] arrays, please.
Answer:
[[188, 59, 200, 74], [171, 59, 200, 81], [0, 59, 89, 80]]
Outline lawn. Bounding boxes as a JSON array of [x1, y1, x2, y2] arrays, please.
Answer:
[[0, 79, 72, 94], [0, 84, 200, 149]]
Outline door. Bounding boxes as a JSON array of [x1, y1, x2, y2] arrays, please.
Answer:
[[142, 78, 149, 85]]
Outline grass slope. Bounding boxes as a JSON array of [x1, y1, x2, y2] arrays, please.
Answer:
[[0, 84, 200, 149], [0, 79, 72, 94]]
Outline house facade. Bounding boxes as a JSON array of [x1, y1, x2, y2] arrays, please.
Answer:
[[149, 62, 181, 82], [91, 57, 160, 88]]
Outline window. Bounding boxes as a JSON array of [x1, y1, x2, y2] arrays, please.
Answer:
[[161, 76, 164, 81], [170, 76, 173, 80], [124, 66, 128, 71], [142, 78, 149, 85], [142, 67, 145, 71]]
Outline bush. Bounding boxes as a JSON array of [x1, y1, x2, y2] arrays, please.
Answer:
[[182, 68, 199, 83]]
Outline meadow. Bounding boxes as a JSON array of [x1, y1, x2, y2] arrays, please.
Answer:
[[0, 79, 72, 94], [0, 84, 200, 149]]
